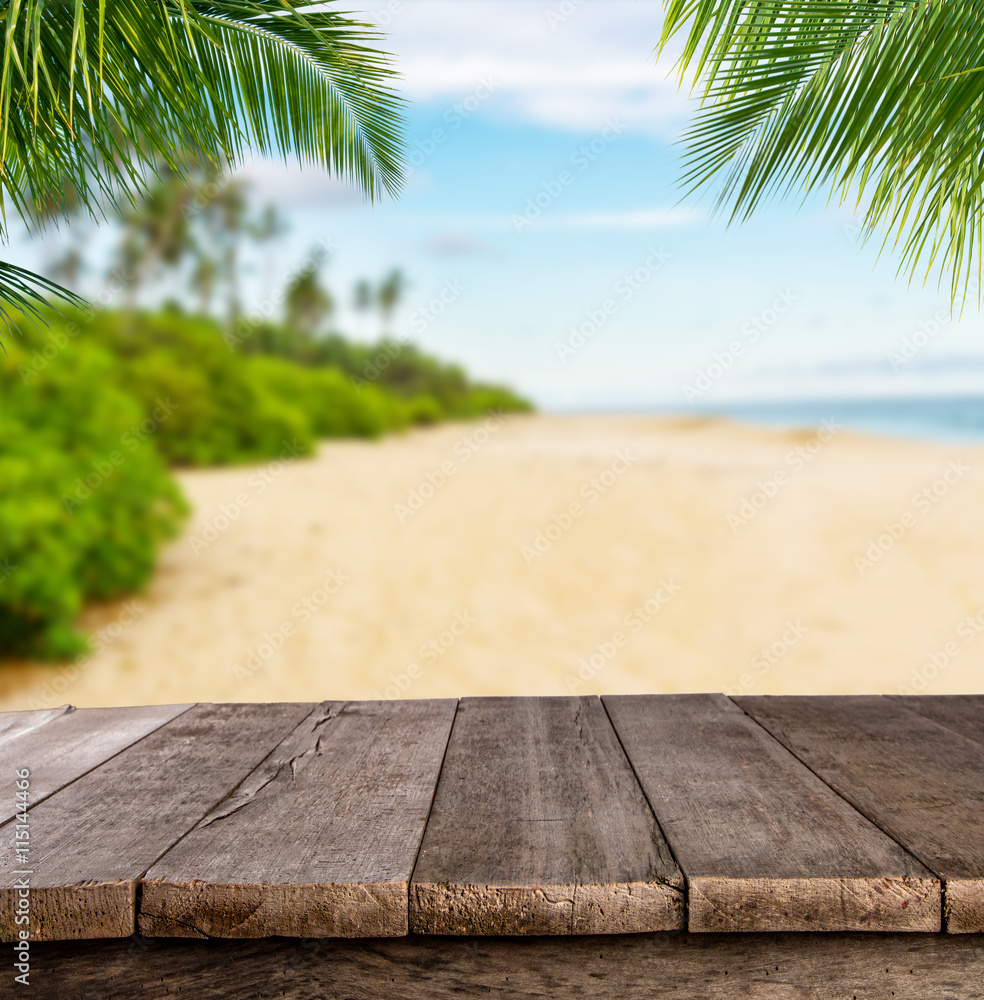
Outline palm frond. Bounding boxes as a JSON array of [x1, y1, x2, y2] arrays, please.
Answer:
[[0, 260, 87, 335], [0, 0, 405, 319], [661, 0, 984, 306]]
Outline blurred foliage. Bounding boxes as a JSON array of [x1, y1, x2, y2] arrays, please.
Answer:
[[83, 308, 315, 465], [1, 324, 187, 659], [0, 0, 405, 318], [247, 356, 397, 439], [1, 306, 531, 660], [236, 325, 534, 419]]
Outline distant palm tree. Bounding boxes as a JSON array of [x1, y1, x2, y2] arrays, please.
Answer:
[[2, 0, 404, 322], [114, 169, 198, 310], [250, 203, 290, 303], [377, 268, 406, 335], [353, 278, 374, 338], [659, 0, 984, 304], [286, 259, 334, 335]]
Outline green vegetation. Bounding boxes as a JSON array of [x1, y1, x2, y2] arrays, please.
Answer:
[[237, 326, 534, 421], [659, 0, 984, 304], [2, 307, 531, 659], [80, 310, 316, 466], [1, 327, 187, 659], [0, 0, 404, 317], [0, 2, 534, 663]]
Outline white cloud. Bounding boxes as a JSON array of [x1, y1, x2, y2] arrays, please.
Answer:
[[361, 0, 695, 135], [423, 229, 504, 256], [233, 158, 368, 208]]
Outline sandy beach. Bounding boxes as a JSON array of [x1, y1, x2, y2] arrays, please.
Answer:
[[2, 413, 983, 710]]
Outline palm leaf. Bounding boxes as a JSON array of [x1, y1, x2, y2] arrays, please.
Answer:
[[0, 0, 405, 320], [660, 0, 984, 306]]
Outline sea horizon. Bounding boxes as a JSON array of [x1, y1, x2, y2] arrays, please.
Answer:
[[543, 392, 984, 445]]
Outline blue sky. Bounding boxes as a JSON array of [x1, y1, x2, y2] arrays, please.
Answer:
[[20, 0, 984, 409]]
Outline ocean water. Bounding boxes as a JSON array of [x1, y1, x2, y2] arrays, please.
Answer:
[[686, 395, 984, 444]]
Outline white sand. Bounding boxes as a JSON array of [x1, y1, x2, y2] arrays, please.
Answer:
[[3, 413, 984, 711]]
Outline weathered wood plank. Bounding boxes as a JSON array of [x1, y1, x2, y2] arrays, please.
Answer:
[[0, 703, 192, 825], [32, 932, 984, 999], [140, 699, 457, 939], [604, 693, 940, 932], [892, 694, 984, 747], [410, 696, 684, 936], [0, 702, 314, 942], [736, 695, 984, 933], [0, 706, 72, 750]]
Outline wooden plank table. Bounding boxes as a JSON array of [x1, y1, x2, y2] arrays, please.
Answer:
[[604, 693, 939, 932], [410, 696, 684, 934], [0, 694, 981, 998]]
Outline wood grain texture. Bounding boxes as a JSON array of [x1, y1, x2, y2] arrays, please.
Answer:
[[140, 699, 457, 939], [0, 702, 314, 942], [410, 696, 684, 936], [32, 932, 984, 1000], [0, 706, 72, 750], [0, 703, 192, 825], [604, 693, 939, 932], [736, 695, 984, 933], [891, 695, 984, 747]]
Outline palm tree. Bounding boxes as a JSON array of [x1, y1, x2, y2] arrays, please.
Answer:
[[286, 258, 335, 336], [376, 268, 406, 336], [353, 278, 374, 338], [659, 1, 984, 305], [1, 0, 404, 323], [113, 168, 198, 310]]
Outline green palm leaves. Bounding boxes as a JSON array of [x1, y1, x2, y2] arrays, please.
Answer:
[[0, 0, 404, 319], [660, 1, 984, 305]]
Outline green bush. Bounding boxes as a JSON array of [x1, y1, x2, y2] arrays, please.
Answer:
[[1, 304, 531, 662], [1, 329, 187, 658], [235, 325, 534, 418], [444, 384, 535, 419], [404, 393, 444, 425], [246, 356, 394, 439], [83, 309, 314, 465]]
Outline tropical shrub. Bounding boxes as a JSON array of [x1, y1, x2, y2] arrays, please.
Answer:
[[246, 356, 394, 439], [0, 329, 187, 658], [84, 309, 315, 465], [236, 325, 534, 419]]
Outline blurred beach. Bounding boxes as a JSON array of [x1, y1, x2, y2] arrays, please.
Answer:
[[2, 412, 983, 710]]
